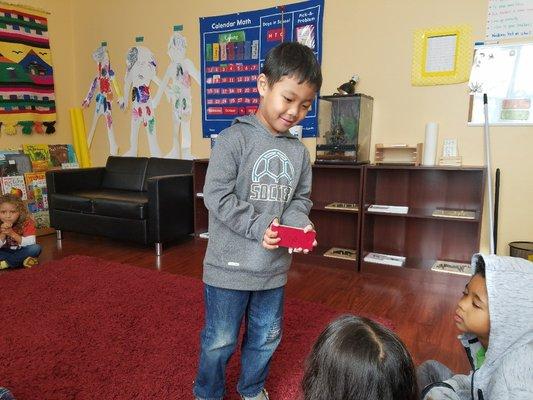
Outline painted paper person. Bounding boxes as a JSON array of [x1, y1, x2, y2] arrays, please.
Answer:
[[119, 45, 162, 157], [153, 30, 200, 159], [82, 44, 121, 156]]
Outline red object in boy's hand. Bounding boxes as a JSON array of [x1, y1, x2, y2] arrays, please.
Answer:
[[271, 224, 316, 251]]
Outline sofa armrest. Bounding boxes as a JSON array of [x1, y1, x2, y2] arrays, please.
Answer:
[[46, 167, 105, 195], [147, 174, 193, 243]]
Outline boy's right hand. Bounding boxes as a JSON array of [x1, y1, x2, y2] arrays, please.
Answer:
[[262, 218, 281, 250]]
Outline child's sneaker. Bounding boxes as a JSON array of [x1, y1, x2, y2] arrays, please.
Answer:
[[23, 257, 38, 268], [0, 260, 9, 270], [240, 389, 269, 400]]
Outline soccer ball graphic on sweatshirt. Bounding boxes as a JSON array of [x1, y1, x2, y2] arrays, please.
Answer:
[[252, 149, 294, 184]]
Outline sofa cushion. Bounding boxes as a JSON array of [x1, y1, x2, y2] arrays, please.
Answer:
[[88, 190, 149, 220], [53, 189, 149, 219], [142, 158, 193, 191], [51, 193, 93, 213], [102, 156, 149, 191]]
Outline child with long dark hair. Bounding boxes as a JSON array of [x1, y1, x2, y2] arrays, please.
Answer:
[[302, 315, 418, 400], [0, 193, 41, 269]]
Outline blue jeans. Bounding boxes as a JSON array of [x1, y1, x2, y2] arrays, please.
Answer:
[[193, 284, 284, 400], [0, 244, 42, 268]]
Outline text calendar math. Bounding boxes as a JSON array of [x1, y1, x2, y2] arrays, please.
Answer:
[[199, 0, 324, 138]]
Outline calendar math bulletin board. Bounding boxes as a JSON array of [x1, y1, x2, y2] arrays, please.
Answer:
[[199, 0, 324, 138]]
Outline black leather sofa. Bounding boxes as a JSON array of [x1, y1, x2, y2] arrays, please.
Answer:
[[45, 156, 194, 254]]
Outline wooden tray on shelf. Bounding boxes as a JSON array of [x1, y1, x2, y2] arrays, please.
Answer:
[[374, 143, 423, 166]]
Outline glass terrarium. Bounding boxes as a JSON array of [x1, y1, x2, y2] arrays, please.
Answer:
[[316, 94, 373, 164]]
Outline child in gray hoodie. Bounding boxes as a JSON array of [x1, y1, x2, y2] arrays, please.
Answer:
[[420, 254, 533, 400], [193, 42, 322, 400]]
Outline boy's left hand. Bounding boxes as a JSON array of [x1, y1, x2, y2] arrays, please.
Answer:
[[289, 224, 317, 255], [262, 218, 281, 250]]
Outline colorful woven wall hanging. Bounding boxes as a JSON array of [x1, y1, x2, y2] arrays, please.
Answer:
[[0, 3, 55, 135]]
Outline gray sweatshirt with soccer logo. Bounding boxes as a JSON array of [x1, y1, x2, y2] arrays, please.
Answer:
[[202, 115, 312, 291]]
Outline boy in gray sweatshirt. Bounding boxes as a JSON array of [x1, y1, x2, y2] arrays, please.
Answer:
[[419, 254, 533, 399], [193, 42, 322, 400]]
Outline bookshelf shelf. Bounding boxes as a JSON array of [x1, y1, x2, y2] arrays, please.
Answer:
[[312, 201, 359, 214], [295, 164, 364, 270], [192, 161, 486, 275], [364, 206, 480, 222], [361, 166, 486, 273]]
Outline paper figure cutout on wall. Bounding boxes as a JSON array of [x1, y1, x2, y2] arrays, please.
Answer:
[[82, 44, 121, 155], [0, 4, 56, 135], [153, 27, 200, 159], [119, 41, 162, 157]]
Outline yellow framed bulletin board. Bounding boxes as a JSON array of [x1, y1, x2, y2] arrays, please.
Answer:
[[411, 25, 472, 86]]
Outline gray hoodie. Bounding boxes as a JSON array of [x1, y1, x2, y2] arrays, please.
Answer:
[[423, 254, 533, 400], [202, 115, 312, 291]]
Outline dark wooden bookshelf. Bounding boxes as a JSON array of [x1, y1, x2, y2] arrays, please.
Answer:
[[361, 165, 486, 274], [294, 164, 364, 271], [192, 162, 486, 274], [192, 159, 209, 238]]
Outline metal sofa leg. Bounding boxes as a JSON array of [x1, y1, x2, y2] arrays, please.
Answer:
[[56, 230, 62, 240], [155, 242, 162, 256]]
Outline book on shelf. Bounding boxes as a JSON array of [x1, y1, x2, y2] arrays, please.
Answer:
[[5, 153, 32, 175], [323, 247, 357, 261], [368, 204, 409, 214], [22, 144, 52, 172], [0, 149, 21, 177], [364, 252, 406, 267], [432, 208, 476, 220], [431, 260, 472, 276], [24, 172, 48, 212], [0, 158, 18, 176], [32, 210, 51, 229], [48, 144, 70, 168], [324, 202, 359, 211], [0, 175, 28, 200]]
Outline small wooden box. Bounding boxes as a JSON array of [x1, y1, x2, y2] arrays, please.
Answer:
[[374, 143, 423, 166]]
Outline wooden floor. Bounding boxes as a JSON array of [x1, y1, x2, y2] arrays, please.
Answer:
[[38, 231, 470, 373]]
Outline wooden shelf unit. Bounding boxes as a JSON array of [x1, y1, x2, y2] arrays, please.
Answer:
[[192, 161, 486, 274], [294, 164, 364, 270], [361, 165, 486, 273], [192, 159, 209, 238]]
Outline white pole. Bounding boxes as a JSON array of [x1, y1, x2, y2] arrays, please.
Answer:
[[483, 93, 495, 254]]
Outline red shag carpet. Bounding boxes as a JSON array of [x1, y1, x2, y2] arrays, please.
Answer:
[[0, 255, 392, 399]]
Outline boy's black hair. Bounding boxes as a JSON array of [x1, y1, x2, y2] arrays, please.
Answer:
[[302, 315, 418, 400], [474, 256, 486, 278], [261, 42, 322, 91]]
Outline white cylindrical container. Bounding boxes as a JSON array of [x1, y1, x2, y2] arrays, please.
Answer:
[[423, 122, 438, 166]]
